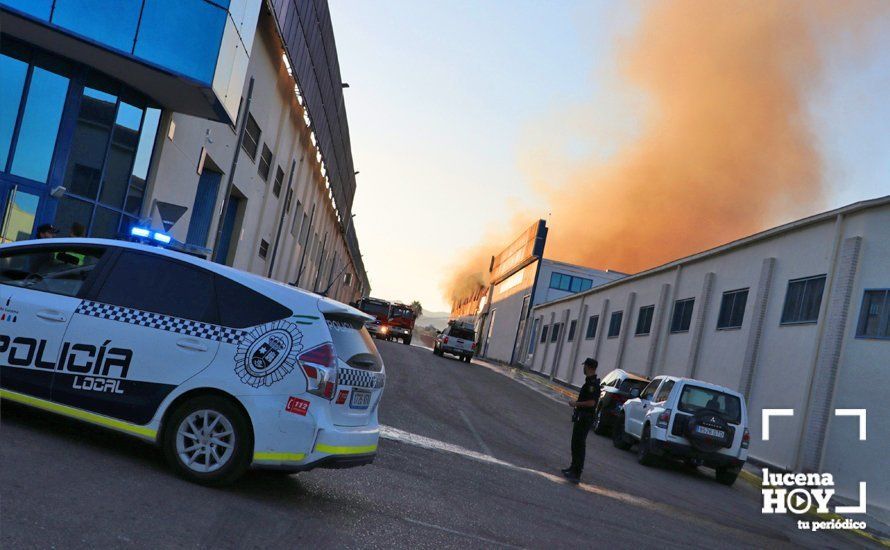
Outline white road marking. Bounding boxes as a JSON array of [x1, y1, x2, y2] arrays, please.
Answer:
[[402, 517, 522, 548], [459, 409, 494, 457], [379, 425, 791, 543]]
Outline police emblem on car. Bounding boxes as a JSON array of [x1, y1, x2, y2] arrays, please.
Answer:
[[234, 319, 303, 388]]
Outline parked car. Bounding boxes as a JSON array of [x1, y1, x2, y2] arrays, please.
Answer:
[[433, 321, 476, 362], [591, 369, 650, 435], [0, 237, 385, 485], [612, 376, 749, 486]]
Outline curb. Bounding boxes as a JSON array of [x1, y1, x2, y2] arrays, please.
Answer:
[[738, 469, 890, 547]]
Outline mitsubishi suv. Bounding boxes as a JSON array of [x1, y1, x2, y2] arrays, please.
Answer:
[[611, 376, 749, 486]]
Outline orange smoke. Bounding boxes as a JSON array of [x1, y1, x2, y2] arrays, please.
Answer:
[[445, 0, 884, 303]]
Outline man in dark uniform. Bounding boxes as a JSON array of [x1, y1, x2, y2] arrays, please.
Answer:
[[561, 358, 601, 483]]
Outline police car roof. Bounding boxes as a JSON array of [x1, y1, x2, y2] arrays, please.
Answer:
[[5, 238, 372, 321]]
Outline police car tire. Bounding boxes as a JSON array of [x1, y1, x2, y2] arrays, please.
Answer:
[[715, 466, 739, 486], [637, 425, 658, 467], [592, 408, 609, 436], [162, 395, 252, 486]]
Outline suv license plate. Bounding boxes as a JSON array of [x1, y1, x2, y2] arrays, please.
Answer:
[[696, 426, 725, 439], [350, 389, 371, 410]]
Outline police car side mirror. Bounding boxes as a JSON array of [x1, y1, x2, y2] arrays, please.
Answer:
[[630, 388, 641, 398]]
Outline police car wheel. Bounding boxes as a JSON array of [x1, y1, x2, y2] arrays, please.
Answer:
[[637, 425, 658, 466], [163, 396, 251, 486], [612, 412, 632, 450], [592, 408, 609, 436]]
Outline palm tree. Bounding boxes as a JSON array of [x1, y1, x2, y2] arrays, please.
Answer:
[[410, 300, 423, 318]]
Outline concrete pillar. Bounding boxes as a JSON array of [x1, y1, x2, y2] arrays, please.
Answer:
[[645, 283, 671, 377], [592, 298, 610, 361], [799, 236, 861, 472], [615, 292, 636, 370], [739, 257, 776, 397], [566, 300, 589, 384], [528, 314, 543, 368], [550, 308, 571, 381], [687, 272, 715, 378], [655, 265, 683, 373], [538, 311, 556, 374]]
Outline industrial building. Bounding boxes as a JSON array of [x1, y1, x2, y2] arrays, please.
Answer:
[[452, 221, 624, 365], [527, 196, 890, 515], [0, 0, 368, 303]]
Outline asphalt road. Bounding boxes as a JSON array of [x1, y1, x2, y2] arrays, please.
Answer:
[[0, 340, 868, 549]]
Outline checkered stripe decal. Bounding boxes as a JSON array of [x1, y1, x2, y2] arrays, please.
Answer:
[[337, 367, 385, 389], [75, 301, 245, 344]]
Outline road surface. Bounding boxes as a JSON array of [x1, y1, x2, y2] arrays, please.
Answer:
[[0, 340, 866, 548]]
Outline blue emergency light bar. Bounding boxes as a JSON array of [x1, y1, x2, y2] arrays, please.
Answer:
[[130, 226, 172, 244]]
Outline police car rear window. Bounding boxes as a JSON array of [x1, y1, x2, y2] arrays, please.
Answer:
[[96, 251, 216, 323], [215, 275, 291, 328], [325, 314, 382, 372]]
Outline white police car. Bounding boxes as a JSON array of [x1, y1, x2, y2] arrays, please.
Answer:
[[0, 237, 384, 485]]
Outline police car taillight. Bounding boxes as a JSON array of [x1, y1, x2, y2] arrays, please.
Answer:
[[298, 343, 338, 400], [742, 427, 750, 449]]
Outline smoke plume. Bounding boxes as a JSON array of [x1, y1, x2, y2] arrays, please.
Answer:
[[444, 0, 884, 304]]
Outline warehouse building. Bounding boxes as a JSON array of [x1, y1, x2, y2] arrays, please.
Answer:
[[453, 221, 624, 364], [0, 0, 367, 303], [527, 196, 890, 514]]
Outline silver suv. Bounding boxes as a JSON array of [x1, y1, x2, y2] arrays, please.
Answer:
[[612, 376, 749, 486]]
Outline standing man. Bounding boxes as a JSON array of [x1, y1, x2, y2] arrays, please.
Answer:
[[562, 358, 601, 483], [35, 224, 59, 239]]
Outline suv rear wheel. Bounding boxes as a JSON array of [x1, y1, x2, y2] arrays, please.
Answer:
[[637, 425, 658, 466], [163, 395, 252, 486], [715, 466, 740, 486], [612, 412, 632, 450]]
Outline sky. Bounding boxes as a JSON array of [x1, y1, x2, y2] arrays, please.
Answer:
[[329, 1, 890, 313]]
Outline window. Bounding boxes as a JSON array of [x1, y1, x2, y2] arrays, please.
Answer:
[[549, 272, 594, 293], [215, 275, 291, 328], [448, 326, 475, 340], [258, 239, 269, 259], [9, 66, 69, 182], [601, 372, 617, 387], [635, 305, 654, 335], [0, 245, 105, 297], [241, 113, 261, 160], [678, 385, 742, 424], [540, 325, 549, 343], [654, 380, 675, 403], [0, 53, 28, 171], [717, 288, 749, 329], [52, 0, 142, 53], [585, 315, 599, 339], [640, 378, 661, 401], [258, 144, 272, 181], [550, 322, 561, 343], [97, 251, 215, 323], [608, 311, 623, 338], [567, 319, 577, 341], [271, 165, 285, 197], [325, 314, 382, 372], [670, 298, 695, 333], [856, 290, 890, 339], [781, 275, 826, 325]]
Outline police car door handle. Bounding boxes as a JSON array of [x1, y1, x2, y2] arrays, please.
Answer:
[[36, 310, 67, 323], [176, 339, 208, 352]]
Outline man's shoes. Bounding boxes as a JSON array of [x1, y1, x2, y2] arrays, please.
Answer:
[[561, 468, 581, 483]]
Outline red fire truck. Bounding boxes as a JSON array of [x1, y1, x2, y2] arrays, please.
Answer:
[[386, 302, 417, 345], [354, 297, 392, 339]]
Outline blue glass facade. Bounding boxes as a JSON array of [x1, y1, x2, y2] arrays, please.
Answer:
[[0, 39, 160, 241]]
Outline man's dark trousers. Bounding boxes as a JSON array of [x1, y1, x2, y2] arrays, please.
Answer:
[[569, 415, 594, 474]]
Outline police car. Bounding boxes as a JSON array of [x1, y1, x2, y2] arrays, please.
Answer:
[[0, 236, 385, 485]]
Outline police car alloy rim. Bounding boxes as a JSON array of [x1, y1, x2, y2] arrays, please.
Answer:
[[175, 410, 236, 473]]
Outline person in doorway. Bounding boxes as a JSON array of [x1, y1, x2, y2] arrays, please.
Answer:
[[561, 357, 601, 483], [35, 224, 59, 239]]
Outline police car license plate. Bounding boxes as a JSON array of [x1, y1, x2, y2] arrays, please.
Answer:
[[696, 426, 725, 439], [350, 389, 371, 410]]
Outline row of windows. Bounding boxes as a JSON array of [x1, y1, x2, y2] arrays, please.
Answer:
[[533, 274, 872, 347], [549, 272, 594, 293]]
